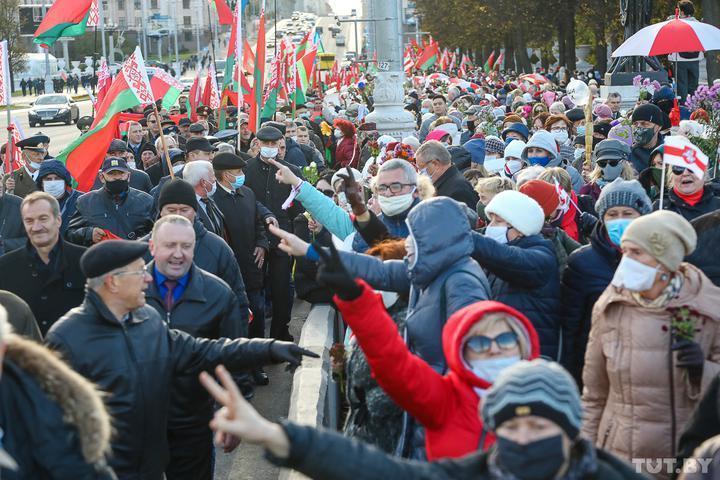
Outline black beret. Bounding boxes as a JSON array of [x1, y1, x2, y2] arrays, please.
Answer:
[[213, 152, 248, 170], [189, 122, 206, 133], [140, 143, 157, 155], [565, 108, 585, 123], [263, 121, 286, 135], [631, 103, 664, 126], [178, 118, 191, 126], [185, 138, 216, 153], [256, 126, 283, 141], [107, 139, 128, 153], [159, 179, 198, 211], [80, 240, 149, 278]]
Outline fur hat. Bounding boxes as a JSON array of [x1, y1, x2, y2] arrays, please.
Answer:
[[486, 190, 545, 236]]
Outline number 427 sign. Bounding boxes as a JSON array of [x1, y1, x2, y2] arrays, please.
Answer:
[[377, 62, 390, 71]]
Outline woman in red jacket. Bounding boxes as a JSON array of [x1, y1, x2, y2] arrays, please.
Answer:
[[333, 119, 360, 168], [311, 243, 540, 460]]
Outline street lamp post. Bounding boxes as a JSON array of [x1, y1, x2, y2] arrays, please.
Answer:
[[41, 0, 53, 94], [141, 0, 149, 58]]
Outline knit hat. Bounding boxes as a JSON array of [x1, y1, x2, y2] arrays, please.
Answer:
[[158, 179, 199, 212], [608, 124, 633, 147], [485, 136, 505, 156], [486, 190, 545, 236], [521, 130, 559, 162], [501, 122, 530, 141], [593, 104, 614, 120], [503, 114, 524, 125], [595, 178, 652, 219], [519, 180, 559, 218], [631, 103, 664, 126], [503, 139, 526, 160], [622, 210, 697, 271], [426, 128, 451, 143], [481, 359, 582, 439]]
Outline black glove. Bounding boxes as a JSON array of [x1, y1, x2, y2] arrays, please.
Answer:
[[269, 340, 319, 368], [314, 241, 363, 301], [337, 166, 367, 216], [579, 211, 598, 235], [672, 339, 705, 382]]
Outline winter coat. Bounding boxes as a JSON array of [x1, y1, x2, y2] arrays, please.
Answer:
[[56, 190, 83, 236], [448, 146, 472, 171], [0, 240, 86, 336], [560, 223, 621, 387], [296, 181, 355, 240], [293, 214, 335, 304], [335, 283, 540, 460], [419, 114, 462, 143], [582, 264, 720, 476], [471, 232, 561, 359], [654, 187, 720, 223], [580, 182, 603, 203], [2, 168, 38, 198], [544, 225, 582, 278], [66, 188, 154, 246], [0, 334, 115, 479], [335, 136, 360, 168], [283, 137, 309, 168], [687, 211, 720, 286], [0, 193, 26, 255], [678, 434, 720, 480], [434, 165, 480, 210], [340, 197, 491, 372], [352, 198, 420, 253], [0, 290, 42, 341], [45, 289, 277, 480], [269, 422, 645, 480]]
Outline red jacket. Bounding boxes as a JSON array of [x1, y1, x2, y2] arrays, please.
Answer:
[[335, 280, 540, 460], [334, 136, 360, 168]]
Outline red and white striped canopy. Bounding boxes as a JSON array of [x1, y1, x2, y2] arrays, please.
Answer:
[[612, 17, 720, 57]]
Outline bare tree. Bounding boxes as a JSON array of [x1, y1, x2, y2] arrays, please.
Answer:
[[0, 0, 27, 90]]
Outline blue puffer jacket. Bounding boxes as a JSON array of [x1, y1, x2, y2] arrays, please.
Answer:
[[340, 197, 491, 372], [471, 232, 561, 360], [559, 222, 621, 387], [352, 198, 420, 253]]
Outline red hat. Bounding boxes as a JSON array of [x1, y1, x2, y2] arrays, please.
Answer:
[[519, 180, 559, 218]]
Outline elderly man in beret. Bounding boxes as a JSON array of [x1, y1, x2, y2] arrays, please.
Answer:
[[45, 239, 317, 480]]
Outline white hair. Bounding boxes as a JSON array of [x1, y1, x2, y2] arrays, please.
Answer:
[[155, 135, 177, 151], [379, 158, 418, 185], [183, 160, 214, 187], [215, 142, 235, 154], [515, 166, 546, 187]]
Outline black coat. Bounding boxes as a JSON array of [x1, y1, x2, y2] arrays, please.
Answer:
[[145, 263, 244, 431], [269, 422, 644, 480], [560, 222, 621, 386], [434, 165, 479, 211], [45, 290, 276, 480], [243, 156, 304, 248], [678, 374, 720, 467], [653, 187, 720, 222], [0, 290, 42, 341], [66, 188, 154, 246], [293, 214, 334, 304], [212, 185, 270, 290], [687, 210, 720, 286], [0, 240, 86, 335], [0, 193, 26, 255]]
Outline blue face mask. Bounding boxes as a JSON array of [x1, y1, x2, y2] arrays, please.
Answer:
[[231, 174, 246, 189], [605, 218, 633, 246], [527, 155, 551, 167], [576, 126, 586, 137], [504, 137, 516, 146], [421, 107, 429, 114]]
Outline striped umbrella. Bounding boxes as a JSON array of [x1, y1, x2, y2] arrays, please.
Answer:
[[612, 16, 720, 57]]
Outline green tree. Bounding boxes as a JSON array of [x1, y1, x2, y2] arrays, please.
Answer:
[[0, 0, 27, 90]]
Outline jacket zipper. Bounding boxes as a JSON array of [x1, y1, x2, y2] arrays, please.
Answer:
[[601, 419, 614, 449]]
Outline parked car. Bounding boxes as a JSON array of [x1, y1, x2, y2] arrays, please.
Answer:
[[28, 94, 79, 127]]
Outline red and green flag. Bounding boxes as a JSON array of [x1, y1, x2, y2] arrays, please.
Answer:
[[483, 51, 496, 73], [208, 0, 233, 25], [294, 45, 317, 106], [414, 40, 440, 71], [149, 67, 183, 109], [33, 0, 94, 48], [249, 8, 267, 132], [58, 47, 154, 191], [494, 51, 505, 71]]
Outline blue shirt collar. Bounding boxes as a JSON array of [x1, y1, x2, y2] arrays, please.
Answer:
[[153, 264, 190, 288]]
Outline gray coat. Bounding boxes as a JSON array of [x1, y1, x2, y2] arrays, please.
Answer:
[[339, 197, 490, 372], [0, 193, 26, 255]]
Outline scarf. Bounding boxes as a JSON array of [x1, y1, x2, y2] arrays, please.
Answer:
[[631, 273, 684, 309], [673, 186, 704, 207]]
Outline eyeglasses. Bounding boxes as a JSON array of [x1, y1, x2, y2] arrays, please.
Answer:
[[671, 166, 692, 175], [376, 183, 414, 195], [597, 159, 621, 168], [550, 127, 567, 133], [320, 189, 335, 198], [113, 265, 148, 277], [465, 332, 519, 354]]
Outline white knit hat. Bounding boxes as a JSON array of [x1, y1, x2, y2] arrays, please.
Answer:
[[503, 139, 526, 160], [485, 190, 545, 236]]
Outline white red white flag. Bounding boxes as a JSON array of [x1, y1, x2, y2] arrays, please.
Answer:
[[663, 135, 709, 180]]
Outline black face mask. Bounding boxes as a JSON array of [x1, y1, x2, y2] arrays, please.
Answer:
[[105, 179, 129, 195], [496, 434, 567, 480]]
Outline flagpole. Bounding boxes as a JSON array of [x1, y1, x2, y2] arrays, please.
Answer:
[[153, 106, 175, 179], [2, 40, 13, 177], [206, 2, 218, 76], [659, 163, 667, 211]]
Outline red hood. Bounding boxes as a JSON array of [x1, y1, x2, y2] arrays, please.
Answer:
[[443, 301, 540, 390]]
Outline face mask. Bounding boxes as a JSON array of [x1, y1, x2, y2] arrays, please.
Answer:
[[334, 129, 343, 139], [527, 155, 551, 167], [468, 355, 520, 383], [496, 435, 566, 480], [205, 180, 217, 197], [633, 126, 656, 146], [105, 178, 129, 195], [611, 255, 659, 291], [605, 218, 632, 247], [378, 190, 415, 217], [43, 179, 65, 198], [231, 174, 246, 189], [29, 161, 43, 170], [601, 161, 624, 181], [127, 161, 137, 170], [172, 163, 185, 174], [576, 126, 586, 137], [260, 146, 278, 159], [485, 225, 509, 244], [484, 156, 505, 173], [504, 137, 516, 146], [551, 130, 569, 144], [573, 148, 584, 162], [421, 107, 429, 114], [504, 160, 524, 178]]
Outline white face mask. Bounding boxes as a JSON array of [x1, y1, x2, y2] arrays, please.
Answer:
[[503, 159, 524, 178], [29, 161, 42, 170], [484, 156, 505, 173], [127, 161, 137, 170], [260, 146, 278, 159], [43, 179, 65, 198], [172, 163, 185, 174], [377, 190, 415, 217], [468, 355, 521, 383], [611, 256, 660, 292], [334, 129, 343, 139], [485, 225, 509, 244], [551, 130, 569, 144]]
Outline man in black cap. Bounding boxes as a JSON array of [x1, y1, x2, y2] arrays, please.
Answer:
[[76, 115, 94, 134], [0, 192, 86, 335], [45, 239, 317, 480], [2, 133, 49, 198], [186, 137, 216, 163], [0, 184, 25, 256], [244, 126, 304, 341], [196, 106, 217, 134], [630, 103, 664, 173], [264, 120, 307, 168], [178, 118, 191, 148], [188, 122, 207, 139], [90, 139, 153, 193], [66, 157, 154, 246], [213, 152, 274, 384]]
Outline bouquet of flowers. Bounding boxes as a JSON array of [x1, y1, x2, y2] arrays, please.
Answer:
[[632, 75, 662, 102], [664, 306, 704, 341], [686, 83, 720, 173], [302, 162, 319, 186]]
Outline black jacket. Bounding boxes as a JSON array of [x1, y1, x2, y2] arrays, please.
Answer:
[[270, 422, 644, 480], [0, 240, 86, 335], [434, 165, 479, 211], [0, 290, 42, 341], [0, 193, 26, 255], [244, 156, 304, 248], [653, 187, 720, 222], [284, 137, 309, 168], [687, 211, 720, 286], [213, 185, 271, 290], [678, 375, 720, 468], [66, 188, 154, 246], [560, 222, 621, 386], [45, 290, 276, 480], [145, 263, 244, 431], [293, 214, 334, 304]]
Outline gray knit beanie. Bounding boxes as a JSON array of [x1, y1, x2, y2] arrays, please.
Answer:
[[481, 359, 582, 439], [595, 178, 652, 219]]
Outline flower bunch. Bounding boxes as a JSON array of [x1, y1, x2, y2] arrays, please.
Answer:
[[685, 83, 720, 172], [302, 162, 319, 186], [632, 75, 662, 102], [664, 306, 705, 342], [393, 143, 415, 163], [685, 83, 720, 113]]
